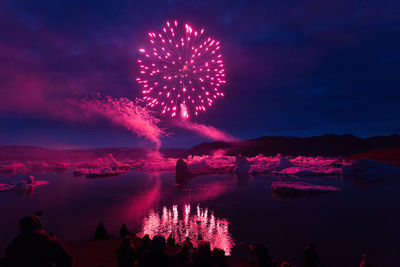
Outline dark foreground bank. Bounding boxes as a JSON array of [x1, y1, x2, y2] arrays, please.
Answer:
[[0, 213, 374, 267]]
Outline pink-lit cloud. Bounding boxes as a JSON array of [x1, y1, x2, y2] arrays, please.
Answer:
[[70, 95, 165, 149], [175, 119, 237, 142]]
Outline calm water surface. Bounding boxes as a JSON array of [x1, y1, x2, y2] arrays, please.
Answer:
[[0, 170, 399, 266]]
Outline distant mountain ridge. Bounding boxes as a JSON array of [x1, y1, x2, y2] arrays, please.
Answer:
[[0, 134, 399, 160], [186, 134, 400, 157], [348, 145, 400, 165]]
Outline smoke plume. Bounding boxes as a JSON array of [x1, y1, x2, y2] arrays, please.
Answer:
[[176, 119, 237, 142], [70, 95, 165, 149]]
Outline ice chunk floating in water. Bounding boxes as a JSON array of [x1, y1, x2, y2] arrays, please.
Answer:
[[271, 181, 340, 199], [342, 159, 400, 180], [0, 176, 49, 192]]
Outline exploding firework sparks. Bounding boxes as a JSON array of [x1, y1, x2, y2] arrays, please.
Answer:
[[137, 20, 226, 118]]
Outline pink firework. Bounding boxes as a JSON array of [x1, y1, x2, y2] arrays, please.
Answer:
[[137, 20, 226, 118]]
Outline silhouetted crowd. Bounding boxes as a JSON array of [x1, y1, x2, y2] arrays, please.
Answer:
[[3, 213, 72, 267], [1, 213, 374, 267]]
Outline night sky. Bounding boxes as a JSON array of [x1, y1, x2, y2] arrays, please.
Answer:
[[0, 0, 399, 148]]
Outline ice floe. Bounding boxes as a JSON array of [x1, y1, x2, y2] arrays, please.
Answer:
[[0, 162, 27, 175], [271, 181, 340, 197], [0, 152, 361, 180], [73, 154, 134, 178], [0, 176, 49, 192], [278, 166, 340, 176], [342, 159, 400, 180]]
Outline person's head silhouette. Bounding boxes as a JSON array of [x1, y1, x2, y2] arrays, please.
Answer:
[[19, 216, 42, 232]]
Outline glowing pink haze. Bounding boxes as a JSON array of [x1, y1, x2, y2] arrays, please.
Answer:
[[137, 20, 226, 118], [71, 96, 165, 149], [176, 119, 237, 142], [68, 94, 236, 148]]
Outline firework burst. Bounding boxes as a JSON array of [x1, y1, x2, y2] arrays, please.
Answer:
[[137, 20, 226, 118]]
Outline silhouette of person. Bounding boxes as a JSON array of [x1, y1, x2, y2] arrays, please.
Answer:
[[192, 241, 213, 267], [5, 215, 72, 267], [250, 242, 273, 267], [212, 248, 228, 267], [34, 210, 43, 217], [120, 224, 130, 238], [136, 234, 151, 264], [139, 235, 173, 267], [166, 234, 175, 246], [303, 241, 324, 267], [116, 236, 136, 267], [360, 253, 373, 267], [141, 234, 151, 251], [94, 222, 108, 240], [176, 243, 190, 264], [183, 236, 193, 249], [281, 261, 294, 267]]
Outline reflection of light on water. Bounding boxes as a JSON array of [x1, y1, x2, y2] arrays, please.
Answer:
[[138, 204, 234, 255]]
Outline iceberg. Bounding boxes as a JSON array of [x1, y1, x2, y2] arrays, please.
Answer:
[[0, 162, 27, 175], [342, 159, 400, 180], [74, 167, 126, 178], [233, 155, 250, 173], [0, 176, 49, 192], [271, 181, 340, 197]]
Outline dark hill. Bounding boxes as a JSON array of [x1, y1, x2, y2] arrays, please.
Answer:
[[186, 134, 400, 157], [348, 145, 400, 165], [1, 134, 399, 160]]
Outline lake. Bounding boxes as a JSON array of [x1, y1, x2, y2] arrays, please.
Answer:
[[0, 170, 399, 266]]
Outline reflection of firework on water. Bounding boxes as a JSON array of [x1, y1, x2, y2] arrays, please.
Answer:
[[137, 20, 226, 118], [138, 204, 234, 255]]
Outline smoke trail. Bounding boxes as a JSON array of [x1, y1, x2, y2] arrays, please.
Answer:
[[70, 95, 165, 149], [176, 120, 237, 142]]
